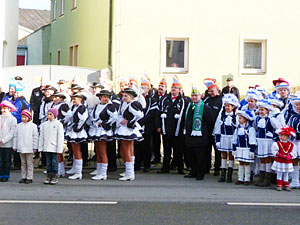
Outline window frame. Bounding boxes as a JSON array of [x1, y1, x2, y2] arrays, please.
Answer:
[[161, 36, 189, 74], [72, 0, 77, 10], [240, 37, 267, 75], [57, 49, 61, 65], [69, 44, 79, 66], [60, 0, 64, 16], [52, 0, 57, 21]]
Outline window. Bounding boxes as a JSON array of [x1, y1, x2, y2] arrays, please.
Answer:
[[69, 44, 79, 66], [52, 0, 57, 21], [72, 0, 77, 9], [57, 50, 61, 65], [161, 37, 189, 73], [240, 38, 267, 74], [60, 0, 64, 15]]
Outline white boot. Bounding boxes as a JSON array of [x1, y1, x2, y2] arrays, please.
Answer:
[[119, 172, 125, 177], [90, 163, 101, 176], [119, 162, 135, 181], [238, 165, 244, 182], [244, 165, 251, 182], [290, 165, 300, 188], [131, 156, 135, 165], [66, 155, 75, 175], [92, 163, 107, 180], [68, 159, 82, 180], [58, 162, 65, 177]]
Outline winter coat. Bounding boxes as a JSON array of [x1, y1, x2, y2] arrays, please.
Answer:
[[30, 86, 43, 125], [10, 96, 30, 124], [39, 119, 64, 154], [13, 122, 38, 153], [0, 114, 17, 148]]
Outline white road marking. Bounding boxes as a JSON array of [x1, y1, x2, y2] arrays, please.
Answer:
[[0, 200, 118, 205], [227, 202, 300, 207]]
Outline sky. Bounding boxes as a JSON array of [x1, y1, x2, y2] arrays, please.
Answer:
[[19, 0, 51, 10]]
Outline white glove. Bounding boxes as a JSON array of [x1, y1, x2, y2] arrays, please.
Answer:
[[174, 114, 180, 119], [224, 116, 233, 126], [249, 152, 255, 159], [257, 118, 266, 128], [216, 142, 221, 148], [266, 131, 273, 138], [160, 113, 167, 119]]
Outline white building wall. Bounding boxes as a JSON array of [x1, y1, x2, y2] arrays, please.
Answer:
[[112, 0, 300, 95]]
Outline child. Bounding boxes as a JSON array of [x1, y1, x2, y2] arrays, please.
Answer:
[[214, 94, 240, 183], [39, 108, 64, 185], [233, 110, 256, 185], [0, 100, 17, 182], [288, 91, 300, 188], [253, 99, 280, 187], [268, 96, 285, 127], [241, 90, 259, 115], [13, 109, 38, 184], [271, 126, 297, 191], [52, 92, 70, 177]]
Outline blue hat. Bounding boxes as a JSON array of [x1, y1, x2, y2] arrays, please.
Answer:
[[15, 81, 25, 92], [267, 96, 284, 108], [9, 78, 16, 88], [237, 109, 255, 121], [257, 99, 272, 110], [222, 93, 240, 108]]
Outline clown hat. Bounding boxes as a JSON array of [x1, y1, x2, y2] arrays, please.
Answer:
[[236, 109, 255, 121], [8, 78, 16, 88], [159, 77, 167, 86], [129, 74, 138, 87], [276, 125, 296, 137], [245, 90, 259, 101], [21, 109, 32, 120], [203, 78, 218, 90], [272, 78, 289, 87], [141, 76, 151, 88], [255, 87, 267, 100], [119, 77, 128, 85], [267, 96, 284, 108], [191, 85, 200, 95], [256, 99, 273, 111], [15, 81, 25, 92], [291, 91, 300, 106], [172, 75, 181, 88], [222, 93, 240, 108], [0, 100, 17, 112]]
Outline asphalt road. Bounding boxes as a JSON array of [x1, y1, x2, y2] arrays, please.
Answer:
[[0, 170, 299, 225]]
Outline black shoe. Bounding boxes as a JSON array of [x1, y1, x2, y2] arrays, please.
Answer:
[[157, 169, 169, 174], [19, 179, 26, 183], [178, 170, 185, 175], [227, 168, 233, 183], [219, 168, 227, 182], [143, 168, 150, 173], [196, 175, 204, 180], [213, 170, 220, 176], [0, 178, 4, 182], [25, 179, 32, 184], [184, 174, 196, 178]]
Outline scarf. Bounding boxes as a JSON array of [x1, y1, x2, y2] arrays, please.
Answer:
[[185, 100, 204, 136]]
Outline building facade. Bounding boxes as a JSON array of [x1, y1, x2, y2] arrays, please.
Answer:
[[49, 0, 300, 94]]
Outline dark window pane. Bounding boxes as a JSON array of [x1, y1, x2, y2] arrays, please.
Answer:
[[166, 40, 185, 68], [244, 42, 262, 69]]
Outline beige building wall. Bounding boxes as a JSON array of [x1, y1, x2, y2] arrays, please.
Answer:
[[112, 0, 300, 95]]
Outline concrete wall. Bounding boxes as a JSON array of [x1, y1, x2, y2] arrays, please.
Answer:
[[1, 65, 100, 99], [0, 0, 19, 68], [27, 30, 43, 65], [112, 0, 300, 95]]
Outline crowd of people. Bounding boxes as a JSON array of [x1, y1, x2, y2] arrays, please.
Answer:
[[0, 74, 299, 192]]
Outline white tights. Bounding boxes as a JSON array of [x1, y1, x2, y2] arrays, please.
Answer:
[[277, 172, 289, 182]]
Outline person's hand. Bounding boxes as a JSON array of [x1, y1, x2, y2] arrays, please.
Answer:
[[266, 131, 273, 138], [216, 142, 221, 148], [33, 149, 38, 153], [157, 128, 161, 133], [121, 119, 128, 125], [249, 152, 255, 159], [13, 149, 17, 152], [98, 122, 102, 127], [286, 154, 292, 161]]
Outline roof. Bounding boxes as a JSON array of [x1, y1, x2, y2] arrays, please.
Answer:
[[19, 8, 50, 31]]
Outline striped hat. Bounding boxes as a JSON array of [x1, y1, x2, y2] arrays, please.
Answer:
[[237, 109, 255, 121], [21, 109, 32, 120], [191, 85, 200, 95], [119, 77, 128, 85], [129, 74, 138, 87], [203, 78, 218, 90], [159, 77, 167, 86], [291, 91, 300, 106], [172, 75, 181, 88], [9, 78, 16, 88], [15, 81, 25, 92], [267, 96, 284, 108], [245, 90, 259, 101], [141, 76, 151, 88], [257, 99, 273, 111], [223, 93, 240, 108], [0, 100, 17, 112]]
